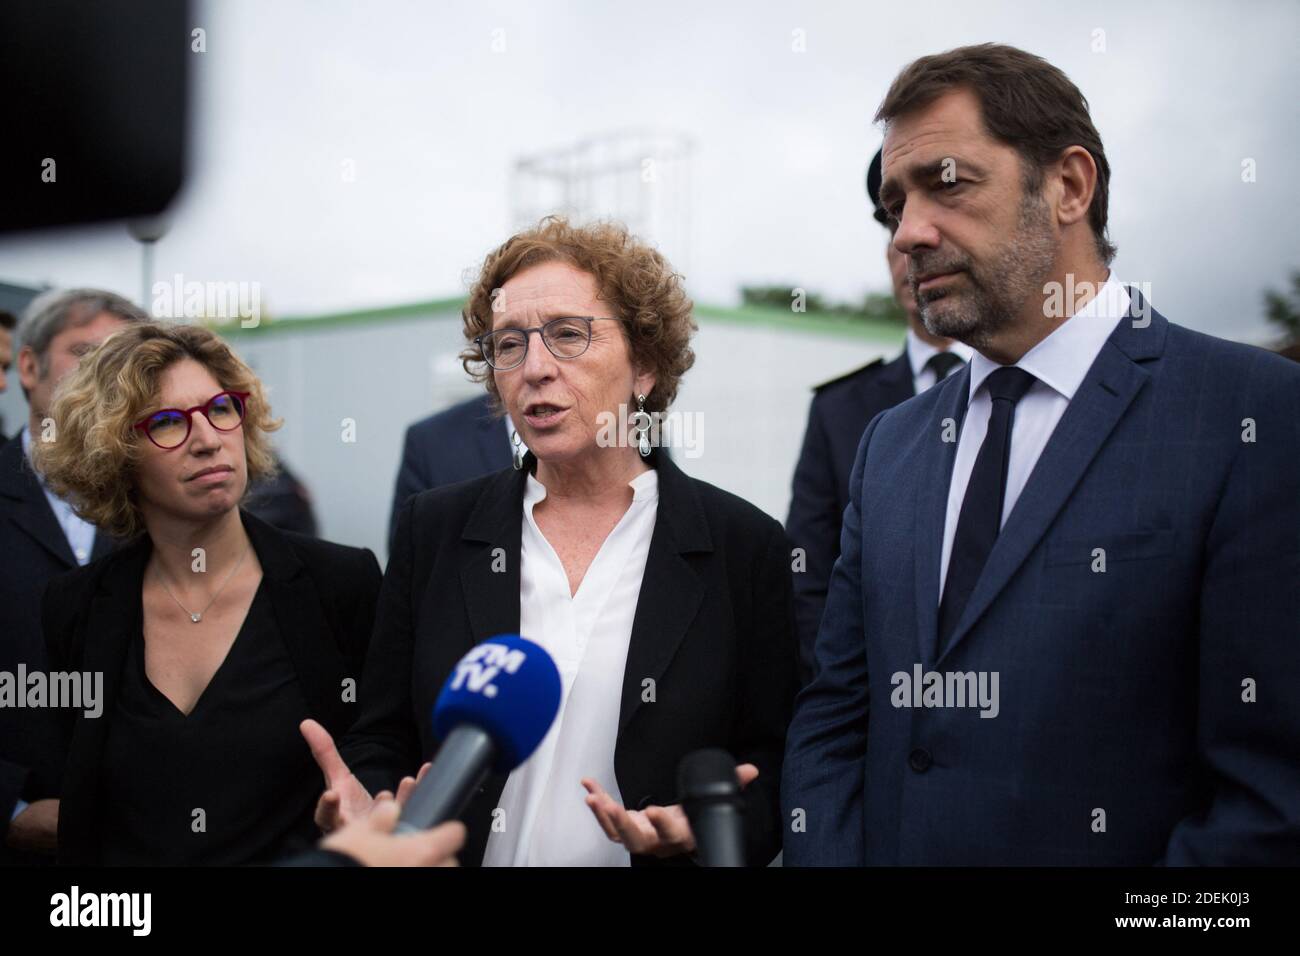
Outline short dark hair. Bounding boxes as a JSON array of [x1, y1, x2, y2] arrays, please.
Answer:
[[875, 43, 1116, 265], [0, 310, 16, 331]]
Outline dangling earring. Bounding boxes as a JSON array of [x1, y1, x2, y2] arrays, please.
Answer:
[[511, 429, 524, 471], [631, 393, 653, 458]]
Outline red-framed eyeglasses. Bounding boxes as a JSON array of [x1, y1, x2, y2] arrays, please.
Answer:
[[133, 391, 251, 450]]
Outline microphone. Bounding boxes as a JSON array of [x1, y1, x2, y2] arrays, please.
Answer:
[[397, 634, 561, 832], [678, 748, 746, 867]]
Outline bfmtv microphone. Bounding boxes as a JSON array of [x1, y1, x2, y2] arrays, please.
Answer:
[[396, 634, 560, 832], [678, 748, 746, 867]]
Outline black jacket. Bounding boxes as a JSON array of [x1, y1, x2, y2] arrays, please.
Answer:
[[786, 350, 913, 683], [0, 432, 118, 861], [39, 509, 381, 865], [344, 448, 798, 867]]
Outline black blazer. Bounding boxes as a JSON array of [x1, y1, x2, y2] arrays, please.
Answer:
[[344, 448, 799, 867], [0, 432, 118, 861], [388, 394, 513, 552], [786, 350, 913, 682], [39, 509, 381, 865]]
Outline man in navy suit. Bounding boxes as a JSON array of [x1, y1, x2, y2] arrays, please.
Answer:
[[782, 44, 1300, 865], [387, 393, 513, 551], [787, 148, 970, 682]]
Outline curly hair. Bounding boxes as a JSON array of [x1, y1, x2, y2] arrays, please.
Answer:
[[459, 217, 697, 415], [30, 322, 281, 539]]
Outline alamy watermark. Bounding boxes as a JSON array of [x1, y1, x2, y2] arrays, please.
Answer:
[[891, 664, 999, 718], [1042, 275, 1153, 328], [0, 666, 102, 718], [152, 273, 262, 328]]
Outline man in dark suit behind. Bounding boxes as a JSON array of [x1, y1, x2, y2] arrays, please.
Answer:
[[0, 289, 146, 861], [0, 310, 16, 440], [783, 44, 1300, 865], [787, 148, 969, 682], [386, 393, 513, 552]]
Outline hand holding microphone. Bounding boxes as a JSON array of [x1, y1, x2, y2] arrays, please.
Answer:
[[397, 634, 561, 831], [303, 634, 562, 838], [319, 796, 466, 867]]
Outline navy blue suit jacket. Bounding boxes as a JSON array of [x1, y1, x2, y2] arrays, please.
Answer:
[[787, 350, 914, 683], [387, 393, 512, 552], [782, 297, 1300, 865]]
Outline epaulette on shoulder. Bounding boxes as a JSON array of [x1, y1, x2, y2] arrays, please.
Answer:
[[812, 357, 885, 393]]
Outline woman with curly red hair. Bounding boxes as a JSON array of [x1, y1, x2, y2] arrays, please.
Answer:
[[303, 217, 799, 867]]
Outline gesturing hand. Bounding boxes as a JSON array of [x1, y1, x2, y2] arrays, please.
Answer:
[[300, 719, 430, 833], [581, 764, 759, 858]]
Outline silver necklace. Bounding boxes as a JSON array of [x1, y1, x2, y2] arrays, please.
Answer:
[[154, 546, 249, 623]]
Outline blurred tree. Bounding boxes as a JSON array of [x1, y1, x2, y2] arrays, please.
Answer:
[[1263, 269, 1300, 344], [860, 292, 907, 324], [739, 285, 904, 323], [740, 284, 828, 313]]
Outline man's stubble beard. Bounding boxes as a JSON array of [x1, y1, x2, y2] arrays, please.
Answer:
[[916, 190, 1057, 352]]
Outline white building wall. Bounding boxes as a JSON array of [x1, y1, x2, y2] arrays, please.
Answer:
[[226, 310, 896, 563]]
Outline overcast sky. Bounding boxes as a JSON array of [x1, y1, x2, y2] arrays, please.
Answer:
[[2, 0, 1297, 343]]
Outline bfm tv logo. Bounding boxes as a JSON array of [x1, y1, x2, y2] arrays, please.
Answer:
[[450, 643, 526, 698]]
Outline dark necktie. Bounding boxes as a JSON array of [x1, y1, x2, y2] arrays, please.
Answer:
[[937, 366, 1037, 651], [924, 350, 964, 383]]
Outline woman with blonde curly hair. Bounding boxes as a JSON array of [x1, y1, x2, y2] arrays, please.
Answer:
[[302, 218, 799, 867], [30, 322, 391, 865]]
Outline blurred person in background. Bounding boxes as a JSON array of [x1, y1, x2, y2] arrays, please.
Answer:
[[0, 289, 144, 863], [0, 309, 15, 439], [787, 148, 971, 684], [387, 393, 513, 553], [246, 452, 319, 537]]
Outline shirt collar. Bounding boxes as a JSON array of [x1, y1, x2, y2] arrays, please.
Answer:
[[524, 466, 660, 507], [967, 273, 1129, 403], [906, 326, 974, 379]]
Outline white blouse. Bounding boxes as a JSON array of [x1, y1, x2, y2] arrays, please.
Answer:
[[481, 467, 660, 866]]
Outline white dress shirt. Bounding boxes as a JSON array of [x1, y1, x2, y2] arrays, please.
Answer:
[[907, 327, 974, 394], [939, 275, 1130, 596], [21, 424, 98, 566], [482, 467, 659, 866]]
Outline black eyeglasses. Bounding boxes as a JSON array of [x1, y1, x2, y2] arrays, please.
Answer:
[[133, 391, 250, 450], [475, 316, 624, 371]]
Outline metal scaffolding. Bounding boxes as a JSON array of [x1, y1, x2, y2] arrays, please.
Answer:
[[510, 129, 695, 280]]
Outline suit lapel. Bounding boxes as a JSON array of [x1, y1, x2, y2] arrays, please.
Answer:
[[460, 465, 526, 646], [0, 435, 77, 568], [915, 367, 971, 666], [617, 451, 710, 738], [936, 298, 1168, 664]]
